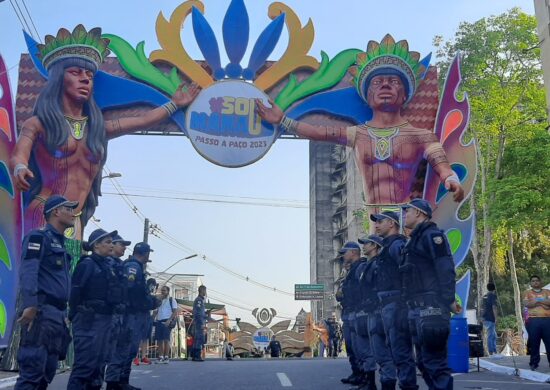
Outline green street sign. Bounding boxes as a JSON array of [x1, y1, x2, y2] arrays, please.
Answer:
[[295, 284, 325, 300]]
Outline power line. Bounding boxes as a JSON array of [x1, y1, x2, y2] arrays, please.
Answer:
[[9, 0, 33, 38], [20, 0, 41, 41]]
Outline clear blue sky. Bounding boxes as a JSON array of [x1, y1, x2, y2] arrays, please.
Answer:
[[0, 0, 535, 324]]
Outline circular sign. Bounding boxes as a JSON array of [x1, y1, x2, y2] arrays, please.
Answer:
[[252, 326, 274, 351], [185, 80, 276, 167]]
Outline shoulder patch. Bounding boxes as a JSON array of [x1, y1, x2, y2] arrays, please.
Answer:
[[128, 268, 137, 275], [128, 274, 136, 281], [429, 232, 451, 258], [24, 234, 44, 260], [433, 236, 443, 245]]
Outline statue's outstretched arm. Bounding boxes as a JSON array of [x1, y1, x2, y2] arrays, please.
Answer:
[[255, 99, 351, 146], [105, 83, 200, 140]]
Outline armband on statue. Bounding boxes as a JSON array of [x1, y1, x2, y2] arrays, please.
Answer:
[[279, 116, 299, 135], [161, 101, 178, 116], [14, 163, 28, 177], [444, 173, 460, 185]]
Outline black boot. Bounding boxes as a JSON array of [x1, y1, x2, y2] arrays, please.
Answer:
[[342, 373, 359, 384], [106, 382, 122, 390], [353, 371, 377, 390], [349, 372, 365, 386]]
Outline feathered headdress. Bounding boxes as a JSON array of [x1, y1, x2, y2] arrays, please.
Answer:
[[349, 34, 429, 104], [37, 24, 110, 72]]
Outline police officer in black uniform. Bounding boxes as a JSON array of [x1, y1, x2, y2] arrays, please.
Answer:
[[337, 242, 369, 387], [192, 285, 208, 361], [358, 234, 397, 390], [371, 211, 418, 390], [104, 234, 131, 388], [119, 242, 159, 389], [401, 199, 459, 390], [67, 228, 122, 390], [15, 195, 76, 390]]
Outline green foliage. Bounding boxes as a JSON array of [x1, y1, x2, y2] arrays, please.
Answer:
[[103, 34, 181, 96], [434, 8, 550, 318], [275, 49, 361, 111], [497, 315, 519, 333]]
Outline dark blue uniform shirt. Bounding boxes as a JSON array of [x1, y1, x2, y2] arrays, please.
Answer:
[[19, 223, 70, 310], [193, 295, 206, 325]]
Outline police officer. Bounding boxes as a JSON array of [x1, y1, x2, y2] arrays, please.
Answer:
[[119, 242, 159, 389], [345, 242, 377, 390], [15, 195, 76, 390], [371, 211, 417, 390], [336, 242, 368, 387], [67, 228, 122, 390], [401, 199, 459, 390], [359, 234, 397, 390], [192, 285, 208, 361], [104, 234, 131, 389]]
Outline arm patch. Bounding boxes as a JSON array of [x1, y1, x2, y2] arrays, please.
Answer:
[[429, 232, 451, 258], [23, 234, 44, 260]]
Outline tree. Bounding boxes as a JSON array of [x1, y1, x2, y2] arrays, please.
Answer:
[[434, 8, 549, 342]]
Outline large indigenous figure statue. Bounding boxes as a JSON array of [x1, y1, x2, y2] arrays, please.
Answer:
[[9, 25, 198, 236], [257, 34, 464, 206]]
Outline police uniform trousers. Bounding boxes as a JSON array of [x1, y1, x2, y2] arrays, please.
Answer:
[[104, 314, 129, 384], [368, 309, 397, 385], [192, 322, 206, 359], [342, 313, 360, 375], [15, 305, 67, 390], [67, 313, 113, 389], [409, 308, 453, 390], [119, 312, 148, 384], [351, 311, 376, 374], [379, 294, 418, 390]]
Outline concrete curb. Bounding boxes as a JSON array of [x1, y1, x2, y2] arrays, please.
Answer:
[[478, 358, 550, 383]]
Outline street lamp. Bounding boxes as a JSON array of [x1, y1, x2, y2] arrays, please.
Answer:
[[160, 254, 198, 274], [101, 172, 122, 179]]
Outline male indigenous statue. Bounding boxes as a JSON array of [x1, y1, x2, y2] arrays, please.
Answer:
[[257, 34, 464, 206], [9, 25, 199, 235]]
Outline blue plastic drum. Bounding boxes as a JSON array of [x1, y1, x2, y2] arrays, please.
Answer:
[[447, 316, 469, 373]]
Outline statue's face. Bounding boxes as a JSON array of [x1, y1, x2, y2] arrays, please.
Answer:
[[366, 74, 406, 112], [63, 66, 94, 103]]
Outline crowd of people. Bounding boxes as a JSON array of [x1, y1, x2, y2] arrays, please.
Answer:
[[14, 194, 208, 390], [333, 198, 460, 390]]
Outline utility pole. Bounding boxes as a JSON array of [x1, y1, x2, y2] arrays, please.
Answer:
[[143, 218, 149, 243]]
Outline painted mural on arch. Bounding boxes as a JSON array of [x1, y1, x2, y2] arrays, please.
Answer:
[[0, 0, 476, 348]]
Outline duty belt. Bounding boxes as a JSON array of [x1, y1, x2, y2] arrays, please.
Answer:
[[37, 293, 67, 311], [82, 300, 113, 315], [406, 294, 440, 309], [377, 290, 402, 306]]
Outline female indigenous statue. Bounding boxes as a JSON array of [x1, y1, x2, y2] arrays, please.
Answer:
[[9, 25, 199, 236], [257, 34, 464, 206]]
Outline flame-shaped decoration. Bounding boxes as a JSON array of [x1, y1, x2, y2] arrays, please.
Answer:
[[423, 53, 476, 269], [192, 6, 225, 80], [223, 0, 249, 78]]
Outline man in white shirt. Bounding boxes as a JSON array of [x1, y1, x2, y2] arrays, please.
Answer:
[[154, 286, 178, 363]]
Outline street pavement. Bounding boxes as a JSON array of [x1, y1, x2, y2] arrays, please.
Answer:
[[2, 358, 548, 389]]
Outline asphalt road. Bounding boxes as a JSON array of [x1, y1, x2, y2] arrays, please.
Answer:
[[4, 358, 548, 389]]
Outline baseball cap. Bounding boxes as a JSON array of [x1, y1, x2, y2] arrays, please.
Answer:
[[358, 234, 383, 247], [43, 195, 78, 215], [370, 211, 400, 225], [87, 229, 118, 247], [112, 234, 131, 246], [403, 198, 433, 218], [134, 242, 154, 255], [338, 241, 361, 254]]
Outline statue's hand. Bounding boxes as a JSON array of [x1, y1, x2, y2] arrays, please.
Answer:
[[445, 180, 465, 202], [172, 83, 201, 108], [14, 165, 34, 192], [255, 99, 284, 125]]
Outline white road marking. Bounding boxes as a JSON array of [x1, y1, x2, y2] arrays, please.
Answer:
[[277, 372, 292, 387]]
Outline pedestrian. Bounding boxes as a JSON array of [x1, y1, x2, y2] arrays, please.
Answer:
[[401, 198, 460, 390], [14, 195, 76, 390], [326, 314, 340, 358], [154, 286, 178, 364], [225, 342, 235, 360], [523, 275, 550, 371], [359, 234, 397, 390], [267, 335, 282, 358], [67, 228, 123, 390], [371, 211, 417, 390], [481, 282, 499, 357], [192, 285, 208, 362], [107, 242, 159, 390]]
